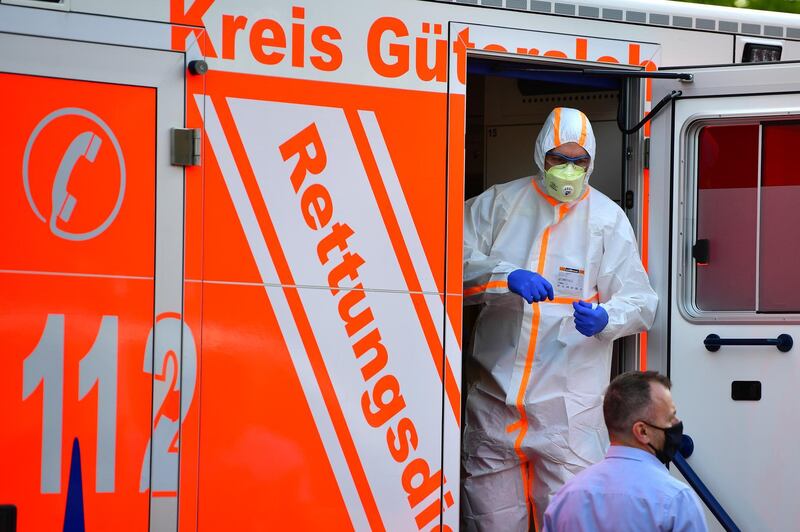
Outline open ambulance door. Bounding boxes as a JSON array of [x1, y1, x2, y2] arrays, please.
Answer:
[[648, 61, 800, 531]]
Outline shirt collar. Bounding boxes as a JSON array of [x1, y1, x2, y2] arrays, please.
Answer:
[[606, 445, 666, 468]]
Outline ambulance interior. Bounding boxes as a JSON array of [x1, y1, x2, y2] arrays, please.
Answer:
[[462, 57, 633, 401]]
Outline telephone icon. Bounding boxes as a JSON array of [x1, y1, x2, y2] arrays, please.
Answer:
[[23, 107, 126, 241], [50, 131, 102, 232]]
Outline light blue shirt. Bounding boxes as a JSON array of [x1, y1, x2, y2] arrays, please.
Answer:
[[543, 445, 708, 532]]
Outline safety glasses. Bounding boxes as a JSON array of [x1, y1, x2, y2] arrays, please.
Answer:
[[545, 150, 591, 170]]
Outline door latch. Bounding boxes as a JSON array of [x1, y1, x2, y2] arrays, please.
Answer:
[[692, 239, 710, 265]]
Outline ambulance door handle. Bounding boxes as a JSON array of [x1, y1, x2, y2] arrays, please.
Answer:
[[704, 333, 793, 352]]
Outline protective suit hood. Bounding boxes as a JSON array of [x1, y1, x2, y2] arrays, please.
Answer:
[[534, 107, 596, 189]]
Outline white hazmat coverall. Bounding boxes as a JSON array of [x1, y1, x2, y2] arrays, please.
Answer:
[[461, 107, 658, 531]]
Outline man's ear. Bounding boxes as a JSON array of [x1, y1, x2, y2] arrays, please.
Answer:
[[632, 421, 650, 446]]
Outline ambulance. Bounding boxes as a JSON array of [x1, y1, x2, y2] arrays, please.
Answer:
[[1, 0, 799, 530]]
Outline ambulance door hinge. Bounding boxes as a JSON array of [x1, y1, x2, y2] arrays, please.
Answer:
[[625, 190, 634, 210], [171, 128, 201, 167], [644, 138, 650, 169]]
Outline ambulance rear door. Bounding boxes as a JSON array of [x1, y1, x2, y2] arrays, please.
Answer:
[[649, 61, 800, 531], [0, 17, 195, 531]]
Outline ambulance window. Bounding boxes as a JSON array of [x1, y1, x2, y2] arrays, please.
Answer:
[[694, 121, 800, 313], [695, 124, 759, 311], [759, 123, 800, 312]]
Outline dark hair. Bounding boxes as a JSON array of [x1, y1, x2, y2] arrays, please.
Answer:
[[603, 371, 672, 436]]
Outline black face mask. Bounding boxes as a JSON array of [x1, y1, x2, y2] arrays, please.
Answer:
[[643, 420, 684, 465]]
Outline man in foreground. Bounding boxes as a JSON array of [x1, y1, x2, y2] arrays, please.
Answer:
[[543, 371, 708, 532]]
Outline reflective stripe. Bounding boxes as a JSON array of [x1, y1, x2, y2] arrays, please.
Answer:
[[557, 202, 569, 222], [536, 227, 552, 275], [508, 216, 553, 526], [506, 200, 579, 526], [549, 293, 599, 305], [514, 301, 540, 527], [640, 167, 651, 369], [642, 168, 650, 271], [346, 108, 462, 425], [514, 298, 542, 432], [530, 460, 539, 532], [463, 279, 507, 296], [552, 107, 562, 146], [211, 95, 385, 530], [531, 178, 559, 207], [578, 112, 588, 147]]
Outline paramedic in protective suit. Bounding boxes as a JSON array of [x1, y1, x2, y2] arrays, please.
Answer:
[[461, 107, 658, 531]]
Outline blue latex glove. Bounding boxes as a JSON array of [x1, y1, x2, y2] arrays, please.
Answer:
[[508, 269, 554, 304], [572, 300, 609, 337]]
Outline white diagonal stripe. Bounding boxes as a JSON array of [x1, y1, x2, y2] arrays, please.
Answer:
[[200, 94, 369, 531], [358, 110, 462, 395]]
